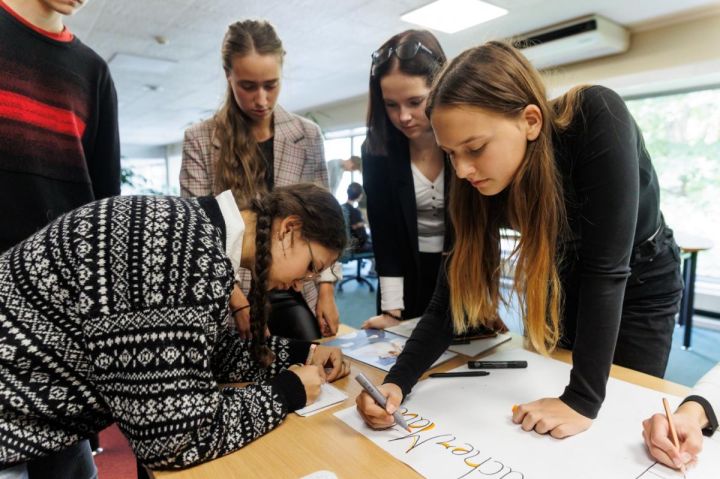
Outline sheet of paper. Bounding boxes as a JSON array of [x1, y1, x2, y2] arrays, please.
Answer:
[[335, 349, 720, 479], [324, 329, 456, 372], [447, 333, 512, 356], [295, 383, 347, 417], [386, 317, 513, 357], [385, 317, 422, 337]]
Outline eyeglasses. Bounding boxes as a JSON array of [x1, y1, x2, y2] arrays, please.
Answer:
[[304, 240, 323, 280], [371, 41, 440, 69]]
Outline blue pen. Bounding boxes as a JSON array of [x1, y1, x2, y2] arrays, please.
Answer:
[[355, 373, 411, 432]]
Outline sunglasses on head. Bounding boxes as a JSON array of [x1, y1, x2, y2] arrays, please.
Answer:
[[371, 41, 440, 70]]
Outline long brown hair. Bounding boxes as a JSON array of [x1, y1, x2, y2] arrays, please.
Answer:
[[365, 29, 446, 156], [427, 41, 585, 355], [214, 19, 284, 207], [247, 184, 347, 366]]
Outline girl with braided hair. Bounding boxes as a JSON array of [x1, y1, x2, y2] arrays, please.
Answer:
[[0, 184, 351, 474]]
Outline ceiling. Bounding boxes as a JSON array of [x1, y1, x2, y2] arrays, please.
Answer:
[[64, 0, 718, 147]]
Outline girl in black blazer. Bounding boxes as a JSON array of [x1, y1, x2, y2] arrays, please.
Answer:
[[361, 30, 450, 328]]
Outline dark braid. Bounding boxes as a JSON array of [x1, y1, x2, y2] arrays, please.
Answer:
[[248, 197, 275, 367], [243, 184, 348, 367]]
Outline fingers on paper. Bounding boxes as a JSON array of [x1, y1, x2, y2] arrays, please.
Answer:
[[643, 414, 700, 470], [513, 401, 588, 438], [677, 422, 704, 458]]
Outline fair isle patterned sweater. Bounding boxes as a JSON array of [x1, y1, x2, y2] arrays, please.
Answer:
[[0, 195, 310, 469]]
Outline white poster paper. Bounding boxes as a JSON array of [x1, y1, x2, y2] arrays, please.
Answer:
[[335, 349, 720, 479]]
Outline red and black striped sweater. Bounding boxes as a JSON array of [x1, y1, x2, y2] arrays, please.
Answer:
[[0, 1, 120, 252]]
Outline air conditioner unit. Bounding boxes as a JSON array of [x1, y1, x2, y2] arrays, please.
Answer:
[[511, 15, 630, 69]]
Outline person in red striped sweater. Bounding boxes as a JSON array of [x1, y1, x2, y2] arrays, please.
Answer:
[[0, 1, 119, 478], [0, 0, 120, 254]]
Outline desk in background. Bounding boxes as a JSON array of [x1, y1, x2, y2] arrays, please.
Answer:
[[151, 325, 688, 479], [675, 231, 714, 349]]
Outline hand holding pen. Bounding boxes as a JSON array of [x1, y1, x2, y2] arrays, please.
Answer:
[[355, 374, 410, 432], [642, 398, 705, 473]]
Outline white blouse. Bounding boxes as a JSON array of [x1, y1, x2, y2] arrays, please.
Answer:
[[411, 162, 445, 253]]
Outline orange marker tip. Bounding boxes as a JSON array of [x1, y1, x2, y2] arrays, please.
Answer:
[[512, 404, 519, 413]]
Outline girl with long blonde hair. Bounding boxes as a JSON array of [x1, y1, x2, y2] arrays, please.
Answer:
[[357, 41, 682, 440]]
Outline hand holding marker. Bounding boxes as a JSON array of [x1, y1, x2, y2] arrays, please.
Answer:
[[355, 373, 411, 432]]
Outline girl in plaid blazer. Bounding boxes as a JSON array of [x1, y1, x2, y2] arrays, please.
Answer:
[[180, 19, 340, 341]]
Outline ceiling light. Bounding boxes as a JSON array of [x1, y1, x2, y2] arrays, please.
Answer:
[[401, 0, 508, 34]]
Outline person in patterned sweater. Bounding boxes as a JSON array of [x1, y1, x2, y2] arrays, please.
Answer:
[[0, 184, 350, 477]]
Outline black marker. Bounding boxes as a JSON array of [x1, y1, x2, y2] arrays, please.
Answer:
[[428, 371, 490, 378], [467, 360, 528, 369]]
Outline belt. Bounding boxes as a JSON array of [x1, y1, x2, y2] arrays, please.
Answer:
[[631, 220, 668, 266]]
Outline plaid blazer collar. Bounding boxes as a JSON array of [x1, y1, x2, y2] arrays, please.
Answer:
[[273, 104, 305, 144]]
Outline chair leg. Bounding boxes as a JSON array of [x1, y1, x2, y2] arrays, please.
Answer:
[[335, 258, 375, 291], [359, 276, 375, 292]]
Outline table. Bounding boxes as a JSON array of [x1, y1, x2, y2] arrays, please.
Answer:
[[675, 231, 714, 349], [152, 325, 689, 479]]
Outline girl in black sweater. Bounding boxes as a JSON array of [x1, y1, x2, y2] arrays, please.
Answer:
[[357, 41, 682, 439]]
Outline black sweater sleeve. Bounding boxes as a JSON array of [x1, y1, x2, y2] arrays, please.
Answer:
[[558, 86, 640, 418], [87, 66, 121, 200], [383, 262, 454, 396]]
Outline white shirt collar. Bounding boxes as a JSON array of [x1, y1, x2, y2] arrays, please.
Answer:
[[215, 190, 245, 276]]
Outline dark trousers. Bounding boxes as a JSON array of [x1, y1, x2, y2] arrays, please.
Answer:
[[613, 225, 683, 377], [266, 289, 321, 341], [26, 440, 96, 479]]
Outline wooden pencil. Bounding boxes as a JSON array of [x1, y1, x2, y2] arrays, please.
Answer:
[[662, 397, 687, 478]]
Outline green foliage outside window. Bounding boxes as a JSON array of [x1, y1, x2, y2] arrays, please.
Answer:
[[626, 88, 720, 279]]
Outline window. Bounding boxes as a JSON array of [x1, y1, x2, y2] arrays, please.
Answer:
[[120, 155, 180, 196], [324, 127, 367, 202], [626, 88, 720, 282]]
